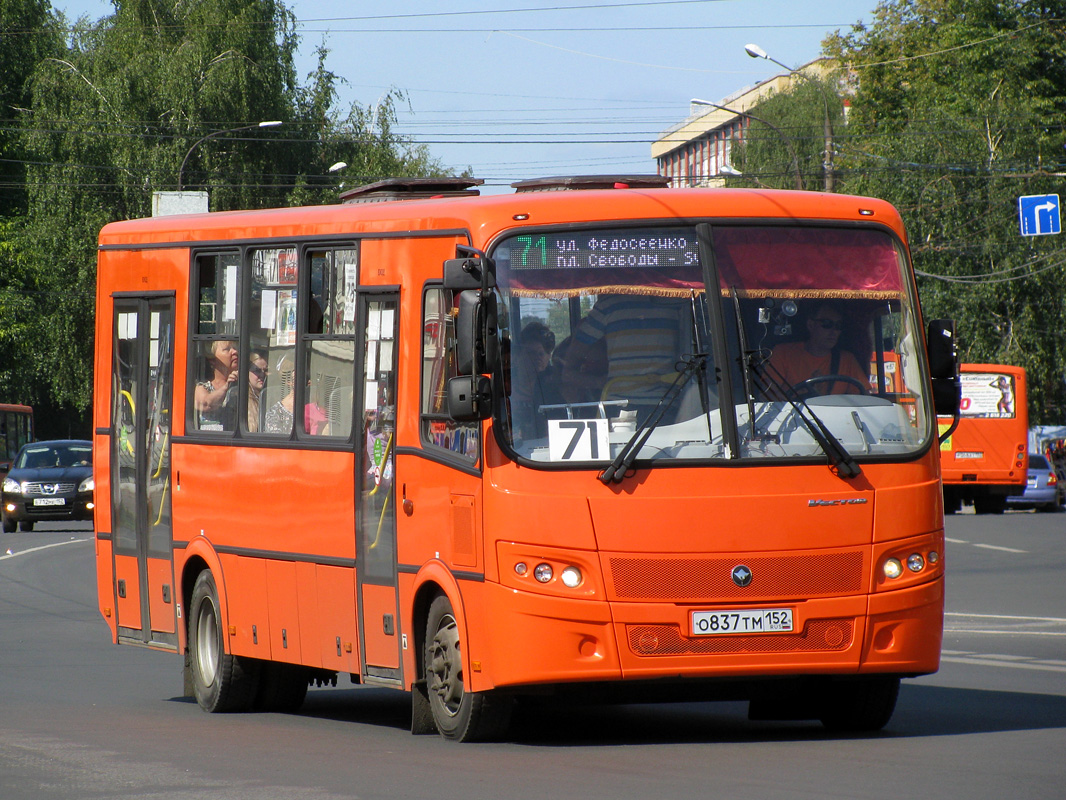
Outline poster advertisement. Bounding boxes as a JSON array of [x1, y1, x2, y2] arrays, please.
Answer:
[[275, 290, 296, 346], [959, 372, 1016, 419]]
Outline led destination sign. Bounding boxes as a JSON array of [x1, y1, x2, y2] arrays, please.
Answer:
[[503, 227, 700, 270]]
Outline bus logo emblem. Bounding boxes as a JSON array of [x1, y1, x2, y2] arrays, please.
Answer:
[[731, 565, 752, 587]]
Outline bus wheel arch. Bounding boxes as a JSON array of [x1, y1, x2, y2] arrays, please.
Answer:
[[421, 592, 512, 742]]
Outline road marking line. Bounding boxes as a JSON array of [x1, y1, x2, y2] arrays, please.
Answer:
[[0, 537, 91, 560], [946, 612, 1066, 623], [940, 655, 1066, 674], [971, 543, 1028, 554], [945, 537, 968, 544]]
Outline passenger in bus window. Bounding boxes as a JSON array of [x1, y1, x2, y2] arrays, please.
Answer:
[[247, 351, 268, 432], [510, 320, 556, 439], [766, 302, 868, 397], [264, 354, 296, 435], [562, 294, 684, 415], [194, 340, 239, 431], [263, 353, 330, 435]]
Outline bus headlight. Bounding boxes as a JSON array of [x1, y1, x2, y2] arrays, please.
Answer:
[[560, 566, 582, 588], [534, 563, 553, 583], [883, 558, 903, 579], [906, 553, 925, 573]]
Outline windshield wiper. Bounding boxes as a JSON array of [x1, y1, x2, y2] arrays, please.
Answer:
[[748, 355, 863, 480], [598, 353, 707, 484]]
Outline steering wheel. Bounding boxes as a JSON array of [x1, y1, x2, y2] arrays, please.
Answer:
[[791, 374, 869, 399]]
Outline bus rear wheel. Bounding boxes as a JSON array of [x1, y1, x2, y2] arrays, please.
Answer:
[[424, 594, 512, 742], [188, 570, 259, 712], [818, 676, 900, 733]]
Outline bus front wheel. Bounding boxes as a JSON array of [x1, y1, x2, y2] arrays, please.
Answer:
[[424, 594, 512, 742], [188, 570, 259, 713]]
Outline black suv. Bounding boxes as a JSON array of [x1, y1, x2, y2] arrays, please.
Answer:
[[1, 440, 93, 532]]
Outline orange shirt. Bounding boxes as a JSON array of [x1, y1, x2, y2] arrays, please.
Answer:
[[766, 341, 869, 395]]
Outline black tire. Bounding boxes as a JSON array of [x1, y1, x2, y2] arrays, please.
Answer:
[[2, 515, 15, 533], [818, 676, 900, 733], [424, 594, 512, 742], [18, 520, 33, 532], [188, 570, 259, 712], [254, 661, 309, 713]]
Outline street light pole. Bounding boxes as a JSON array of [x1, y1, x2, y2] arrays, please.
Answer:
[[177, 120, 282, 191], [690, 98, 804, 191], [745, 43, 835, 192]]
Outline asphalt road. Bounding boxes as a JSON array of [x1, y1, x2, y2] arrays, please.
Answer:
[[1, 511, 1063, 800]]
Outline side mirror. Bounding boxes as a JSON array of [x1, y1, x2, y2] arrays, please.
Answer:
[[454, 290, 498, 375], [927, 319, 960, 417], [443, 255, 496, 291], [927, 319, 957, 380], [447, 375, 492, 421]]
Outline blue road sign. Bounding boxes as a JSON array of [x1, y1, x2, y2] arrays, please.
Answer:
[[1018, 194, 1061, 236]]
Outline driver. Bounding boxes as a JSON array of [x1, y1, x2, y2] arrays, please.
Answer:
[[766, 302, 868, 397]]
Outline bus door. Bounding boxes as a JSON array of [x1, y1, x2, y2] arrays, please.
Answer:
[[110, 295, 178, 649], [356, 293, 402, 684]]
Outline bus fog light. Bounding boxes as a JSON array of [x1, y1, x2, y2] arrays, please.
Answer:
[[883, 558, 903, 579], [907, 553, 925, 573], [561, 566, 582, 588], [514, 562, 528, 576], [928, 551, 940, 564], [534, 563, 553, 583]]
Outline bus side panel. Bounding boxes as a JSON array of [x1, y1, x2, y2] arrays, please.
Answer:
[[147, 557, 177, 635], [314, 564, 359, 673], [113, 553, 143, 631], [218, 552, 271, 660], [266, 559, 302, 664], [95, 537, 118, 641]]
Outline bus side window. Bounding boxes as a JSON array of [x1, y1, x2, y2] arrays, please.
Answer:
[[421, 286, 479, 461], [191, 253, 240, 433], [304, 247, 358, 437]]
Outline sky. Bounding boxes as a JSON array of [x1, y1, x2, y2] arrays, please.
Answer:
[[54, 0, 879, 193]]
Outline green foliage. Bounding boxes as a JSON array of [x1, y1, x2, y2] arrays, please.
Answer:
[[743, 0, 1066, 423], [0, 0, 446, 429]]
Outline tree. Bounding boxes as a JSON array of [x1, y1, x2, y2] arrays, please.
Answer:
[[1, 0, 444, 435], [743, 1, 1066, 422], [735, 71, 847, 192]]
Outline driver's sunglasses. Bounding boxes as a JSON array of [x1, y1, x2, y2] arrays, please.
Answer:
[[250, 365, 267, 380], [812, 318, 845, 331]]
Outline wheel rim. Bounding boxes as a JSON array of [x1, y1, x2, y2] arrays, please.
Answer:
[[195, 598, 219, 685], [427, 613, 463, 717]]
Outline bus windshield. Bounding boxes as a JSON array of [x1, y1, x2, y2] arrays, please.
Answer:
[[494, 223, 931, 466]]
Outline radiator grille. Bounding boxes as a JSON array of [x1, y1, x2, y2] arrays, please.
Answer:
[[608, 552, 864, 601], [627, 619, 854, 656]]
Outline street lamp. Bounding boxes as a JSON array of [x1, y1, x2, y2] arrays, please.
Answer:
[[177, 120, 283, 190], [745, 42, 836, 191], [690, 98, 803, 190]]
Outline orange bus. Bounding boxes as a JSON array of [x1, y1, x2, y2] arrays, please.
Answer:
[[0, 403, 35, 478], [939, 363, 1028, 514], [93, 176, 957, 741]]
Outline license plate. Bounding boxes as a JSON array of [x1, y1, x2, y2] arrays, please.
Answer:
[[691, 608, 793, 636], [33, 497, 66, 506]]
